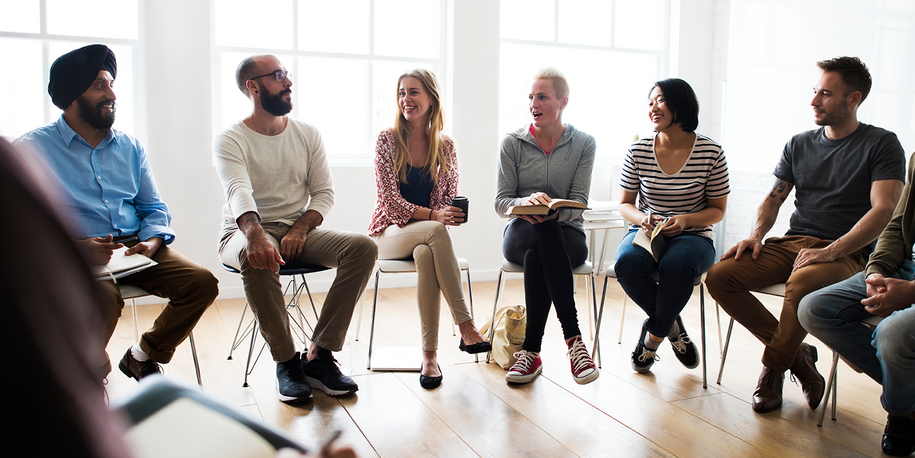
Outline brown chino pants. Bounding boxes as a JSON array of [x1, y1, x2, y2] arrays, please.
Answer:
[[95, 243, 219, 371], [219, 222, 378, 363], [705, 235, 865, 372]]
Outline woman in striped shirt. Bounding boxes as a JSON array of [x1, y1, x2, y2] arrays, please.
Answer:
[[614, 78, 730, 374]]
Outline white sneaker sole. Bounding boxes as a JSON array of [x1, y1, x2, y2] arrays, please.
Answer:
[[505, 365, 543, 384], [305, 376, 358, 396], [573, 368, 600, 385]]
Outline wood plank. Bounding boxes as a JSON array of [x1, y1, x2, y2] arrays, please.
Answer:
[[339, 372, 478, 457]]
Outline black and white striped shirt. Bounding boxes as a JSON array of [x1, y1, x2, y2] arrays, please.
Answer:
[[620, 134, 730, 239]]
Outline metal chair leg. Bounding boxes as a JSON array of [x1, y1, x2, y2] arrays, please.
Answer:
[[700, 283, 707, 389], [593, 276, 610, 369], [486, 269, 506, 364], [717, 317, 735, 384], [367, 271, 381, 370], [818, 350, 840, 426], [188, 331, 202, 386]]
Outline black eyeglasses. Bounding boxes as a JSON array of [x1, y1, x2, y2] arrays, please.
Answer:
[[250, 70, 289, 82]]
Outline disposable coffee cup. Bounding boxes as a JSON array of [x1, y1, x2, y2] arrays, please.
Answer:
[[451, 196, 469, 224]]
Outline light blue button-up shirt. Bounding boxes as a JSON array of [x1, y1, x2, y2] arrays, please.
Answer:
[[14, 115, 175, 244]]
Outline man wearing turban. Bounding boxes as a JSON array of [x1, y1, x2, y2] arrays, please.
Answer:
[[14, 44, 219, 382]]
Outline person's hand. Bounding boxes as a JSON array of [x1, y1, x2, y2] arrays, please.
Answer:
[[792, 247, 837, 272], [658, 216, 683, 237], [126, 237, 162, 258], [861, 276, 915, 317], [78, 234, 123, 266], [524, 192, 552, 206], [865, 272, 887, 298], [721, 237, 763, 261], [280, 225, 308, 260], [247, 231, 284, 273], [433, 206, 465, 226]]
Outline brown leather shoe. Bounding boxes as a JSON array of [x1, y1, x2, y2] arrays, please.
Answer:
[[789, 342, 825, 410], [752, 366, 784, 413]]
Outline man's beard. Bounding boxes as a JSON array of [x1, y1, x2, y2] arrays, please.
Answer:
[[815, 98, 850, 127], [260, 87, 293, 116], [77, 96, 116, 130]]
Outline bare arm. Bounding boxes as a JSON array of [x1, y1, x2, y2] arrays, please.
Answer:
[[237, 211, 284, 273], [794, 179, 903, 270], [721, 178, 793, 261]]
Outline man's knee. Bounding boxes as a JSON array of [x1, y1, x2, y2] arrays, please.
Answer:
[[348, 233, 378, 264], [874, 312, 915, 365], [704, 260, 733, 294]]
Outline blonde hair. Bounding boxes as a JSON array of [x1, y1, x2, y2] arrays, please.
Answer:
[[391, 69, 451, 185], [533, 67, 569, 100]]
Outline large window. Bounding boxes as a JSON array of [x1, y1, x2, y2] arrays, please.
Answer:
[[499, 0, 670, 165], [0, 0, 142, 141], [212, 0, 447, 166]]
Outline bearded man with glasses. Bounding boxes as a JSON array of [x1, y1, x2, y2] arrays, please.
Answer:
[[215, 54, 377, 402]]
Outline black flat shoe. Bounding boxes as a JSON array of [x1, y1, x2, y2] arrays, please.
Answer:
[[419, 363, 443, 389], [459, 338, 493, 354]]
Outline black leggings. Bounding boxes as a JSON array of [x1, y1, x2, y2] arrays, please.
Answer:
[[502, 218, 588, 352]]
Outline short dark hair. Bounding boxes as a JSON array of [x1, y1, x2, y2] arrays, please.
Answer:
[[235, 55, 271, 96], [816, 56, 872, 103], [650, 78, 700, 132]]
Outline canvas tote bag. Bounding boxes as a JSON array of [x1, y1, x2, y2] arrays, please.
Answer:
[[479, 305, 527, 369]]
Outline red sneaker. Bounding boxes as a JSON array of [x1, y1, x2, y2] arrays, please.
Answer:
[[505, 350, 543, 384], [566, 335, 599, 384]]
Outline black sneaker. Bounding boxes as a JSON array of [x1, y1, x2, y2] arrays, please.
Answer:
[[118, 347, 163, 381], [302, 349, 358, 396], [631, 319, 659, 373], [276, 352, 312, 402], [668, 316, 699, 369]]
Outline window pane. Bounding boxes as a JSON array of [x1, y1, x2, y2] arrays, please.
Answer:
[[296, 57, 369, 162], [0, 39, 44, 139], [0, 0, 39, 33], [558, 0, 612, 46], [500, 43, 659, 164], [501, 0, 555, 41], [215, 0, 293, 49], [299, 0, 369, 54], [216, 52, 257, 132], [46, 0, 139, 40], [615, 0, 663, 50], [374, 0, 440, 58]]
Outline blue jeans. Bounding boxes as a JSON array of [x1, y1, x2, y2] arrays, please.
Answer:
[[798, 261, 915, 416], [614, 230, 715, 338]]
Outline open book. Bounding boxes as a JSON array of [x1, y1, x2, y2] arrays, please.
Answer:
[[508, 198, 589, 216], [92, 246, 158, 280], [632, 217, 669, 262]]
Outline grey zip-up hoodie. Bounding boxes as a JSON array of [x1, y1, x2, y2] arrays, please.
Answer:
[[495, 123, 596, 233]]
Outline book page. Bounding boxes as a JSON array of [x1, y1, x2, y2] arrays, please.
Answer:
[[124, 398, 276, 458]]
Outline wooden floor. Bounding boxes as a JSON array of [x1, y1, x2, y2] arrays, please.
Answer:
[[105, 276, 888, 457]]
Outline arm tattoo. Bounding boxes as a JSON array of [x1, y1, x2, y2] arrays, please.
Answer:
[[769, 180, 788, 199]]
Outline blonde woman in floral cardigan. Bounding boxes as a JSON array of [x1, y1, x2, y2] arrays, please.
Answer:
[[368, 69, 490, 389]]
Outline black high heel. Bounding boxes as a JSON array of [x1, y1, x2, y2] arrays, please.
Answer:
[[419, 363, 443, 389], [459, 338, 493, 354]]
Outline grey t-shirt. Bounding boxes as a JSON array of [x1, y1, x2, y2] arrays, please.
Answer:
[[774, 123, 906, 251]]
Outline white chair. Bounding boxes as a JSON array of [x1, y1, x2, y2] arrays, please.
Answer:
[[595, 266, 710, 388], [359, 258, 475, 370], [716, 283, 787, 384], [119, 284, 202, 386], [816, 314, 884, 426], [486, 259, 597, 363], [223, 264, 329, 387]]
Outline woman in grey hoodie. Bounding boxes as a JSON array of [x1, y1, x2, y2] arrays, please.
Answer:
[[494, 68, 598, 385]]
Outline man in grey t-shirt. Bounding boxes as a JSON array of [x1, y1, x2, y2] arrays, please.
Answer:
[[706, 57, 905, 414]]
